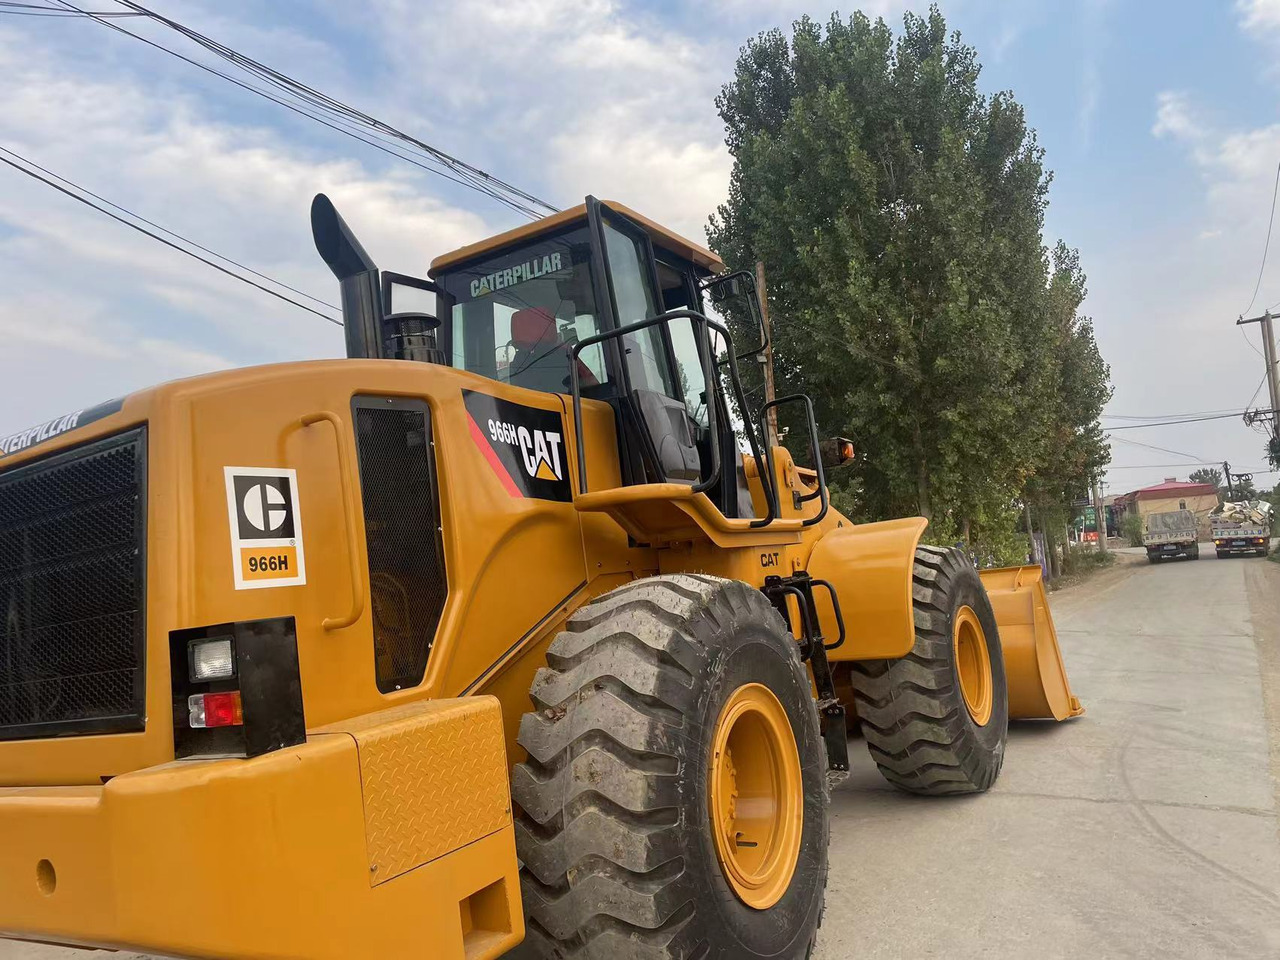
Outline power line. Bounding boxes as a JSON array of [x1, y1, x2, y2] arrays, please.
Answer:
[[1105, 462, 1222, 470], [54, 3, 546, 216], [1245, 370, 1268, 411], [0, 1, 141, 14], [0, 147, 343, 325], [50, 0, 557, 220], [1103, 411, 1247, 430], [1103, 405, 1250, 420], [42, 0, 520, 209], [1242, 158, 1280, 317], [1240, 324, 1265, 359], [0, 145, 337, 312], [1107, 434, 1209, 462], [1104, 463, 1279, 478]]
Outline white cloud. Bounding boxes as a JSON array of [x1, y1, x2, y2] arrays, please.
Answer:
[[1152, 90, 1204, 142], [0, 20, 495, 434], [364, 0, 738, 241], [1075, 0, 1114, 149], [1238, 0, 1280, 33]]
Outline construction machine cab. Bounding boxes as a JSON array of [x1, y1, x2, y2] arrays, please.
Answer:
[[316, 192, 778, 522]]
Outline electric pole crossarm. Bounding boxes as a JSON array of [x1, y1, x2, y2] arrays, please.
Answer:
[[1237, 311, 1280, 468]]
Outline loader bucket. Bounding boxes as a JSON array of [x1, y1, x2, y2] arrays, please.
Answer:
[[979, 565, 1084, 721]]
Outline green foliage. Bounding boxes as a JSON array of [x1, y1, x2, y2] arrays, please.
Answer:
[[708, 6, 1111, 542], [921, 500, 1032, 568], [1232, 475, 1259, 499], [1060, 544, 1115, 576], [1121, 510, 1144, 547], [1265, 481, 1280, 512], [1189, 466, 1222, 494]]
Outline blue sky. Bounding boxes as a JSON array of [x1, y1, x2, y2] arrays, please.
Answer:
[[2, 0, 1280, 496]]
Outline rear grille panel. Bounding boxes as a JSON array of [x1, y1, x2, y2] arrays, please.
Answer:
[[0, 429, 147, 739], [353, 398, 447, 694]]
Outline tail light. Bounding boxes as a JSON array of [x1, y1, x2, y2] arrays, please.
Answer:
[[189, 691, 243, 728], [170, 617, 305, 758]]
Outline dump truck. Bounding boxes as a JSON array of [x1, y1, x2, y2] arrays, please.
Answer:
[[1143, 508, 1200, 562], [1211, 500, 1273, 558], [0, 195, 1083, 960]]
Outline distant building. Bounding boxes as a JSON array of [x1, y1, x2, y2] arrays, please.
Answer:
[[1115, 478, 1220, 538]]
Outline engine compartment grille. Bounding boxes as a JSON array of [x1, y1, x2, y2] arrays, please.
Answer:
[[0, 428, 147, 740]]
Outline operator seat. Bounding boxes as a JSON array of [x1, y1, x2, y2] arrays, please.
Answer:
[[509, 307, 598, 394]]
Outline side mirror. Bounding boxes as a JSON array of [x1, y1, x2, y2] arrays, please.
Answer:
[[819, 437, 856, 469], [701, 269, 768, 361]]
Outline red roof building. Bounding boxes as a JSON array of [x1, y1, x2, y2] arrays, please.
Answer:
[[1113, 478, 1221, 536], [1127, 480, 1217, 501]]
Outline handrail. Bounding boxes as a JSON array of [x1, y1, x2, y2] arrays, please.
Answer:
[[301, 410, 366, 631], [758, 394, 829, 527], [572, 309, 722, 498], [569, 308, 781, 525]]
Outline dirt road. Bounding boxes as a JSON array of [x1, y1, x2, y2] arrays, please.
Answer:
[[5, 550, 1279, 960], [815, 549, 1280, 959]]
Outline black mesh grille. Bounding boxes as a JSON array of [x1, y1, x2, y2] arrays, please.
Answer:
[[353, 399, 447, 693], [0, 429, 146, 739]]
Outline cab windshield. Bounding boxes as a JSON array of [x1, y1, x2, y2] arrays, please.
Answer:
[[435, 227, 610, 393]]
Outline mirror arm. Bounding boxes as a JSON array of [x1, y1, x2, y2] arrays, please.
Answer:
[[700, 268, 770, 366]]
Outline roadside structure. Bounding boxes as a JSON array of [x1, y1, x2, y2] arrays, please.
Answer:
[[1115, 478, 1220, 539]]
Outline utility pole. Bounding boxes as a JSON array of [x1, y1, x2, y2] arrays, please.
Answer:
[[1237, 310, 1280, 445], [1223, 460, 1235, 500], [1092, 478, 1109, 553], [755, 260, 779, 449]]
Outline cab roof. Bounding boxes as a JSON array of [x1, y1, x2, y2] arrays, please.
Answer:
[[427, 200, 725, 277]]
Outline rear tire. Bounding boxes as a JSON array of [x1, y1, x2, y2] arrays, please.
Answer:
[[1190, 543, 1200, 560], [511, 575, 828, 959], [849, 545, 1009, 795]]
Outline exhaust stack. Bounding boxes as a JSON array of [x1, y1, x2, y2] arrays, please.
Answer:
[[310, 193, 385, 360]]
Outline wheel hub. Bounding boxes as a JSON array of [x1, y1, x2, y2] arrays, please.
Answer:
[[953, 605, 994, 725], [708, 683, 803, 910]]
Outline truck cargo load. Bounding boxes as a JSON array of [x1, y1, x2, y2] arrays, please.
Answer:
[[1211, 500, 1272, 558], [1143, 508, 1199, 563]]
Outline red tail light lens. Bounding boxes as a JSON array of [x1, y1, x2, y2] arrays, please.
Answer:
[[188, 691, 243, 728]]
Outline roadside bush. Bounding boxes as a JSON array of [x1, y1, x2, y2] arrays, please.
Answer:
[[1061, 544, 1115, 576], [1121, 511, 1144, 547]]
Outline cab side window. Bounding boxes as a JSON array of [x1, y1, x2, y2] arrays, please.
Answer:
[[655, 260, 710, 430], [602, 223, 675, 397]]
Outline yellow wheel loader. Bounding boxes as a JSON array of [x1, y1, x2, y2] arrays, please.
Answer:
[[0, 195, 1083, 960]]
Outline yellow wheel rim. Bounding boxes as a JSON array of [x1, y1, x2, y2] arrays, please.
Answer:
[[708, 683, 803, 910], [954, 605, 993, 726]]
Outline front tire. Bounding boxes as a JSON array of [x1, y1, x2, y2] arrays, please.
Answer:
[[511, 575, 828, 959], [849, 545, 1009, 795]]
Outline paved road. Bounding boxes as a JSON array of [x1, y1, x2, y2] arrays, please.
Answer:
[[815, 548, 1280, 960], [5, 550, 1279, 960]]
